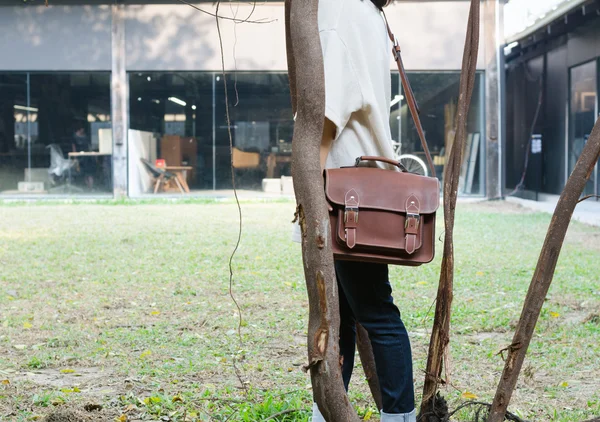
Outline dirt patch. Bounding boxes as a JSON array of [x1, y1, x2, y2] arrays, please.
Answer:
[[42, 405, 119, 422], [15, 367, 116, 396]]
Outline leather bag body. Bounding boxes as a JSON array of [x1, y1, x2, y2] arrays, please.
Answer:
[[323, 18, 440, 267], [325, 157, 439, 266]]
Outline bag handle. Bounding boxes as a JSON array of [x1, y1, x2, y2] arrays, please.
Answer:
[[355, 155, 408, 172], [383, 13, 436, 178]]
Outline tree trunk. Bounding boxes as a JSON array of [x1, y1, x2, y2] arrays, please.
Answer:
[[356, 323, 383, 411], [487, 116, 600, 422], [420, 0, 480, 418], [286, 0, 361, 420]]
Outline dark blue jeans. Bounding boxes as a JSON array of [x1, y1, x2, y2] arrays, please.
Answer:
[[336, 260, 415, 414]]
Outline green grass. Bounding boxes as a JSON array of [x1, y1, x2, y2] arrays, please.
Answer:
[[0, 201, 599, 421]]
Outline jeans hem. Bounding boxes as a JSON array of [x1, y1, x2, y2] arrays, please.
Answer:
[[381, 408, 417, 422]]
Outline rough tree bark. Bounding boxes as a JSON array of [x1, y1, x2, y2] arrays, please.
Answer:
[[356, 323, 383, 411], [420, 0, 480, 419], [487, 116, 600, 422], [285, 0, 361, 420]]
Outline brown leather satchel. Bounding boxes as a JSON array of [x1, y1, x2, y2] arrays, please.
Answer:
[[325, 21, 440, 266]]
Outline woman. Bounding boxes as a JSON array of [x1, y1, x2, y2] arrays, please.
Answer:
[[311, 0, 416, 420]]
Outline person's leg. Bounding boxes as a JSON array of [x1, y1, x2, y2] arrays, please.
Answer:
[[312, 270, 357, 421], [335, 260, 415, 420]]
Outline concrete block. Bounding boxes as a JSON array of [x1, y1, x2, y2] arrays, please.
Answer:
[[262, 178, 281, 193], [18, 182, 45, 193], [281, 176, 294, 195], [25, 168, 51, 184]]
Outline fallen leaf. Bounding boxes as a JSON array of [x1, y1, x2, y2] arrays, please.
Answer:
[[60, 369, 76, 374], [13, 344, 27, 350], [462, 391, 478, 400], [550, 311, 560, 318], [560, 381, 569, 387], [23, 322, 33, 329], [284, 282, 292, 287], [151, 311, 161, 316], [364, 410, 373, 420], [143, 396, 162, 405], [116, 415, 127, 422], [416, 281, 428, 286], [123, 404, 137, 413], [140, 350, 152, 359], [476, 271, 484, 277], [172, 395, 183, 403], [1, 379, 9, 385]]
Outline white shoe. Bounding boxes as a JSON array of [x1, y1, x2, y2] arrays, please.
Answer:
[[311, 402, 326, 422], [381, 408, 417, 422]]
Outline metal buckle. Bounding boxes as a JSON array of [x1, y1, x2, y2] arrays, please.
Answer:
[[405, 213, 420, 229], [344, 207, 359, 223], [392, 38, 401, 61]]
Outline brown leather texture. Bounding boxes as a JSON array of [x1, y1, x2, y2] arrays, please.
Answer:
[[324, 163, 440, 266]]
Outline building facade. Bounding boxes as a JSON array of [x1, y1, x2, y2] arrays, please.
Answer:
[[0, 0, 489, 199], [504, 0, 600, 199]]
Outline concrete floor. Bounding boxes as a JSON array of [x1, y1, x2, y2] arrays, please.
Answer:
[[506, 193, 600, 227]]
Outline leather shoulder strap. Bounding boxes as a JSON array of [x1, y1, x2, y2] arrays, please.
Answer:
[[383, 13, 436, 178]]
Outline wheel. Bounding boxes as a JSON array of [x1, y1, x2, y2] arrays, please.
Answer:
[[398, 154, 428, 176]]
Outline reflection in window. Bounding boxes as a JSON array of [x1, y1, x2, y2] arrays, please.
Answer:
[[569, 61, 597, 197], [128, 72, 294, 195], [128, 71, 483, 195], [0, 73, 112, 196], [392, 72, 484, 195]]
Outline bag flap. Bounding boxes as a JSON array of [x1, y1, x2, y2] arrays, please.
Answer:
[[324, 167, 440, 214]]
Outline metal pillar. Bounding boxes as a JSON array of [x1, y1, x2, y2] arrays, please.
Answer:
[[483, 0, 505, 199], [111, 3, 129, 198]]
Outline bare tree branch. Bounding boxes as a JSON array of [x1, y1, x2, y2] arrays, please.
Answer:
[[487, 116, 600, 421], [420, 0, 480, 418]]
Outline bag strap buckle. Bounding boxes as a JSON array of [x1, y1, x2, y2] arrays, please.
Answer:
[[344, 207, 359, 223], [405, 213, 420, 230]]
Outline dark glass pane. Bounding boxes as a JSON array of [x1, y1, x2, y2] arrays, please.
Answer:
[[400, 72, 484, 194], [1, 72, 111, 196], [569, 61, 597, 197], [0, 74, 28, 195], [215, 72, 294, 190], [129, 71, 294, 194], [129, 72, 214, 194]]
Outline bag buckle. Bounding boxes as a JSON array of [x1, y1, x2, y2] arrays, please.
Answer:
[[344, 207, 359, 223], [405, 213, 420, 229]]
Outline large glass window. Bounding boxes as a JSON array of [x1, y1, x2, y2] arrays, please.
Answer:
[[0, 72, 112, 197], [129, 72, 294, 195], [392, 71, 485, 195], [569, 60, 598, 197], [128, 70, 483, 196]]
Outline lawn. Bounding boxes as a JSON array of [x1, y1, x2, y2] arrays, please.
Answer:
[[0, 200, 599, 422]]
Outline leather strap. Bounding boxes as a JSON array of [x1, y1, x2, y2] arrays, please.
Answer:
[[383, 13, 436, 178], [344, 189, 359, 249], [404, 194, 420, 255]]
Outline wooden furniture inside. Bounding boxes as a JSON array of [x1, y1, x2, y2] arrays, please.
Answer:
[[165, 166, 193, 193], [140, 159, 185, 194], [266, 153, 292, 178], [232, 147, 260, 169], [160, 135, 198, 183]]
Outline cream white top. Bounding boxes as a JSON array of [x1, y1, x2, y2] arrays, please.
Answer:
[[319, 0, 395, 169]]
